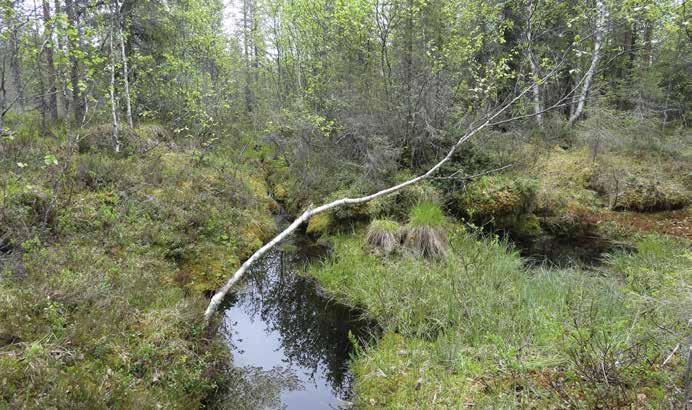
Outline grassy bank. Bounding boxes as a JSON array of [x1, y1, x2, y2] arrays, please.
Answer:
[[0, 126, 277, 408], [311, 228, 690, 408]]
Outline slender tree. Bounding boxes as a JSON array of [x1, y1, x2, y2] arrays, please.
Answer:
[[42, 0, 58, 121], [64, 0, 84, 125], [569, 0, 607, 125]]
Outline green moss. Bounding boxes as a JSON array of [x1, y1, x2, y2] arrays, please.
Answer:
[[306, 212, 333, 236], [531, 147, 600, 216], [613, 179, 688, 211], [457, 175, 538, 221], [512, 213, 542, 237], [0, 132, 280, 407]]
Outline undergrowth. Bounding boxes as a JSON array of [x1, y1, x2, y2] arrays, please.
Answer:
[[0, 128, 277, 408]]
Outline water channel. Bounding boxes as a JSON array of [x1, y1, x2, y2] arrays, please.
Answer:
[[221, 235, 374, 409]]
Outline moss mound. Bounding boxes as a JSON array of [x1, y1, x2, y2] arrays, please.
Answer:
[[591, 172, 689, 212], [456, 175, 538, 221]]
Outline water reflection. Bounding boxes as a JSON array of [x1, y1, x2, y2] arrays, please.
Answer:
[[220, 237, 374, 409]]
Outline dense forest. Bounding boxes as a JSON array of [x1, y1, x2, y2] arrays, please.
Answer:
[[0, 0, 690, 408]]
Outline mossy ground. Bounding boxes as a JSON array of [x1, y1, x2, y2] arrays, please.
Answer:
[[0, 129, 277, 407]]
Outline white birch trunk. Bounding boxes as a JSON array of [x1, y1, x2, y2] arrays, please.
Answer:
[[115, 0, 133, 129], [569, 0, 606, 126], [526, 0, 543, 128], [109, 18, 119, 153], [528, 52, 543, 128]]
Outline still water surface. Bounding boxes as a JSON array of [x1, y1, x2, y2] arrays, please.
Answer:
[[222, 237, 373, 409]]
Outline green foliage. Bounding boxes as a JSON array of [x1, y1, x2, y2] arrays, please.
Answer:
[[304, 213, 332, 238], [368, 176, 442, 220], [311, 231, 689, 408], [456, 175, 538, 221], [407, 202, 447, 228]]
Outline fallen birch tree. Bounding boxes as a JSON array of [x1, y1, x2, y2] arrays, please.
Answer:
[[204, 41, 595, 321]]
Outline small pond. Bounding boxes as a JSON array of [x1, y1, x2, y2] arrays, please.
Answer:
[[220, 235, 374, 409]]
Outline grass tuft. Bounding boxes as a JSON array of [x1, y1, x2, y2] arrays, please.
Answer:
[[403, 203, 448, 258], [365, 219, 401, 255]]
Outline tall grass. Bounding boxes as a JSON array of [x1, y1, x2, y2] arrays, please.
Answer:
[[365, 219, 401, 255], [310, 230, 690, 408]]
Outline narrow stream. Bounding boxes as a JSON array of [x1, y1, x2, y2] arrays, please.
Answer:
[[221, 235, 373, 409]]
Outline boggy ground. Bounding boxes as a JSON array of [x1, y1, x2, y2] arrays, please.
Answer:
[[0, 123, 279, 408], [306, 135, 691, 408]]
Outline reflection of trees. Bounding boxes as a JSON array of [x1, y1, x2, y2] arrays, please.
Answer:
[[232, 244, 374, 400], [215, 365, 301, 410]]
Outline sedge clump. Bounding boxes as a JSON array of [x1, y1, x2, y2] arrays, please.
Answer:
[[365, 219, 402, 255], [403, 202, 448, 258]]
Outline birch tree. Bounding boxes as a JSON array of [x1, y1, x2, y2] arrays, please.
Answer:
[[108, 1, 119, 152], [569, 0, 607, 125], [114, 0, 132, 128], [42, 0, 58, 121]]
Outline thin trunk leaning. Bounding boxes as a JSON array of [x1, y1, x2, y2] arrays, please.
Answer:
[[569, 0, 606, 125]]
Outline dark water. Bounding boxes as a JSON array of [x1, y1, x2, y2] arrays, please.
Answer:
[[221, 237, 373, 409], [503, 226, 634, 268]]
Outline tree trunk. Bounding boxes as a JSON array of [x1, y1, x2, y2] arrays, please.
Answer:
[[526, 0, 543, 128], [9, 0, 24, 111], [0, 55, 7, 129], [642, 22, 653, 68], [65, 0, 85, 126], [115, 0, 133, 128], [242, 0, 254, 112], [569, 0, 606, 126], [42, 0, 59, 122], [109, 8, 120, 152]]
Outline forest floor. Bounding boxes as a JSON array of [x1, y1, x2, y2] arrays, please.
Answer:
[[0, 124, 279, 408]]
